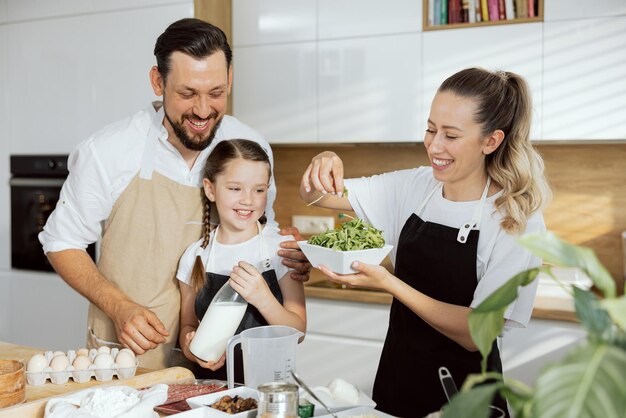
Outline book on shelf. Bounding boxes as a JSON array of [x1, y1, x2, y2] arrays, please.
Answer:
[[498, 0, 506, 20], [462, 0, 470, 23], [434, 0, 441, 25], [504, 0, 515, 20], [448, 0, 462, 23], [481, 0, 490, 21], [441, 0, 448, 25], [467, 0, 476, 23], [528, 0, 535, 18], [428, 0, 435, 26], [515, 0, 528, 18], [488, 0, 500, 21]]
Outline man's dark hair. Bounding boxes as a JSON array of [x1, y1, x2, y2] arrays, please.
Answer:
[[154, 18, 232, 82]]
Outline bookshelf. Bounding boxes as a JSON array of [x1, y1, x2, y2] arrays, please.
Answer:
[[423, 0, 543, 31]]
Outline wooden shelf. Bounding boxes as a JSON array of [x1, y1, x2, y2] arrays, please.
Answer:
[[422, 0, 544, 31]]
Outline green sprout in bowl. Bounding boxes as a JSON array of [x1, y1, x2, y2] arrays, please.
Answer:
[[307, 216, 385, 251]]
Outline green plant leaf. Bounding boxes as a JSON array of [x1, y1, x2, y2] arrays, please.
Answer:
[[573, 286, 613, 341], [601, 295, 626, 332], [469, 268, 540, 372], [441, 382, 502, 418], [518, 232, 616, 298], [532, 342, 626, 418]]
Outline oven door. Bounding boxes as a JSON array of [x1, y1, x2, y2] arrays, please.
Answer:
[[10, 177, 96, 271]]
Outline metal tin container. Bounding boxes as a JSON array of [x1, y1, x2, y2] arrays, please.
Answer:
[[257, 382, 299, 418]]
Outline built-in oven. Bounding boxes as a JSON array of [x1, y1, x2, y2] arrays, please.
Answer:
[[10, 155, 96, 271]]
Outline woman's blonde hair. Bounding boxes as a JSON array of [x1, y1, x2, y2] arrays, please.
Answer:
[[438, 67, 552, 234], [189, 139, 271, 292]]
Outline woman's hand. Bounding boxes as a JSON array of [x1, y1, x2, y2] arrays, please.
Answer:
[[230, 261, 273, 309], [279, 226, 311, 282], [183, 331, 226, 371], [319, 261, 394, 292], [301, 151, 345, 198]]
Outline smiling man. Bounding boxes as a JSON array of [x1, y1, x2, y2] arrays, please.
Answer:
[[39, 18, 310, 369]]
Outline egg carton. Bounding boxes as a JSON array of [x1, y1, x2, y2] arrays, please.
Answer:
[[25, 348, 138, 386]]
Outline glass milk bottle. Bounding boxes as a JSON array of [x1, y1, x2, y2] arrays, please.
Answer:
[[189, 281, 248, 363]]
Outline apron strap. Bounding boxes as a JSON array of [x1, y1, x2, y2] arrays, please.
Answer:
[[457, 177, 491, 244], [139, 107, 164, 180], [206, 221, 271, 272], [416, 183, 442, 218]]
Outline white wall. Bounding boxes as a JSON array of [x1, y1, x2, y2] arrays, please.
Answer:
[[0, 0, 193, 349]]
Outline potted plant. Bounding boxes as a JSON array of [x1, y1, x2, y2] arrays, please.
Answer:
[[441, 231, 626, 418]]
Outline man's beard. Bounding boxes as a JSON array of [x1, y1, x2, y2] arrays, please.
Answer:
[[164, 107, 223, 152]]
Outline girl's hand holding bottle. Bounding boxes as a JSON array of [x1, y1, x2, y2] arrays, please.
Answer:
[[183, 330, 226, 370], [229, 261, 273, 309]]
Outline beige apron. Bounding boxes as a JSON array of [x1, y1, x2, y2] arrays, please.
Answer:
[[86, 107, 203, 369]]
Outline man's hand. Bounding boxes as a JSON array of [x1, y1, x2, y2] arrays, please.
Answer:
[[112, 300, 169, 355], [279, 227, 312, 282]]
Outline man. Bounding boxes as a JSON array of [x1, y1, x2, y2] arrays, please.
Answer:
[[39, 18, 310, 369]]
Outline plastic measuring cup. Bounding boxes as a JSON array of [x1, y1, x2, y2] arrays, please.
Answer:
[[226, 325, 304, 389]]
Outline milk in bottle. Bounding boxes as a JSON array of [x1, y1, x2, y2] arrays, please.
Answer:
[[190, 281, 247, 363]]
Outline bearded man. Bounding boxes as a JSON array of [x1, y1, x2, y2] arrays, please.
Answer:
[[39, 18, 310, 369]]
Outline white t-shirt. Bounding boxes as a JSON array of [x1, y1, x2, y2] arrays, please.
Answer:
[[345, 166, 545, 328], [39, 105, 277, 253], [177, 225, 294, 285]]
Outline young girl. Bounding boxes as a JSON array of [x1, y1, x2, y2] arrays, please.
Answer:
[[177, 139, 306, 381], [300, 68, 551, 417]]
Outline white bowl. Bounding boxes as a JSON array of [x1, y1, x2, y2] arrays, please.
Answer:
[[186, 386, 258, 418], [298, 241, 393, 274]]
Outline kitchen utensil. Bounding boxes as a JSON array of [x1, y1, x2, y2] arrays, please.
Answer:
[[0, 360, 25, 408], [226, 325, 303, 390], [438, 366, 458, 402], [290, 370, 338, 418], [438, 367, 506, 417]]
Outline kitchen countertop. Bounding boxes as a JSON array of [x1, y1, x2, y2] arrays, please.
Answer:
[[0, 342, 194, 418], [304, 269, 578, 323]]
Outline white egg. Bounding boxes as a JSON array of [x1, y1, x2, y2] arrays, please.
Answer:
[[27, 353, 48, 372], [119, 348, 135, 357], [52, 350, 66, 357], [76, 348, 89, 357], [115, 351, 136, 368], [93, 353, 114, 369], [72, 355, 92, 370], [97, 346, 111, 355], [50, 354, 70, 372]]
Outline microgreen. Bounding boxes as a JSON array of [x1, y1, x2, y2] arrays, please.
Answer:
[[307, 217, 385, 251]]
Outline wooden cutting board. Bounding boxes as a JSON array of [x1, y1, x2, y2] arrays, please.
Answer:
[[0, 342, 195, 418]]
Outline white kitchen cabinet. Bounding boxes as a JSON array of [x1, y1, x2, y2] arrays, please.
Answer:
[[422, 23, 543, 141], [0, 273, 10, 342], [2, 0, 190, 22], [317, 0, 422, 40], [1, 271, 88, 350], [501, 318, 585, 386], [318, 34, 422, 143], [543, 17, 626, 141], [296, 298, 389, 397], [0, 25, 9, 272], [233, 42, 317, 142], [544, 0, 626, 22], [0, 0, 7, 23], [4, 3, 192, 155], [232, 0, 316, 46]]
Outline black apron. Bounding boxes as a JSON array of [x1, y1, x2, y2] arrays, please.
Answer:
[[372, 180, 509, 418], [190, 269, 284, 382]]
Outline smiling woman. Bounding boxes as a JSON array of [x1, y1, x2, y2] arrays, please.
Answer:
[[299, 68, 552, 417]]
